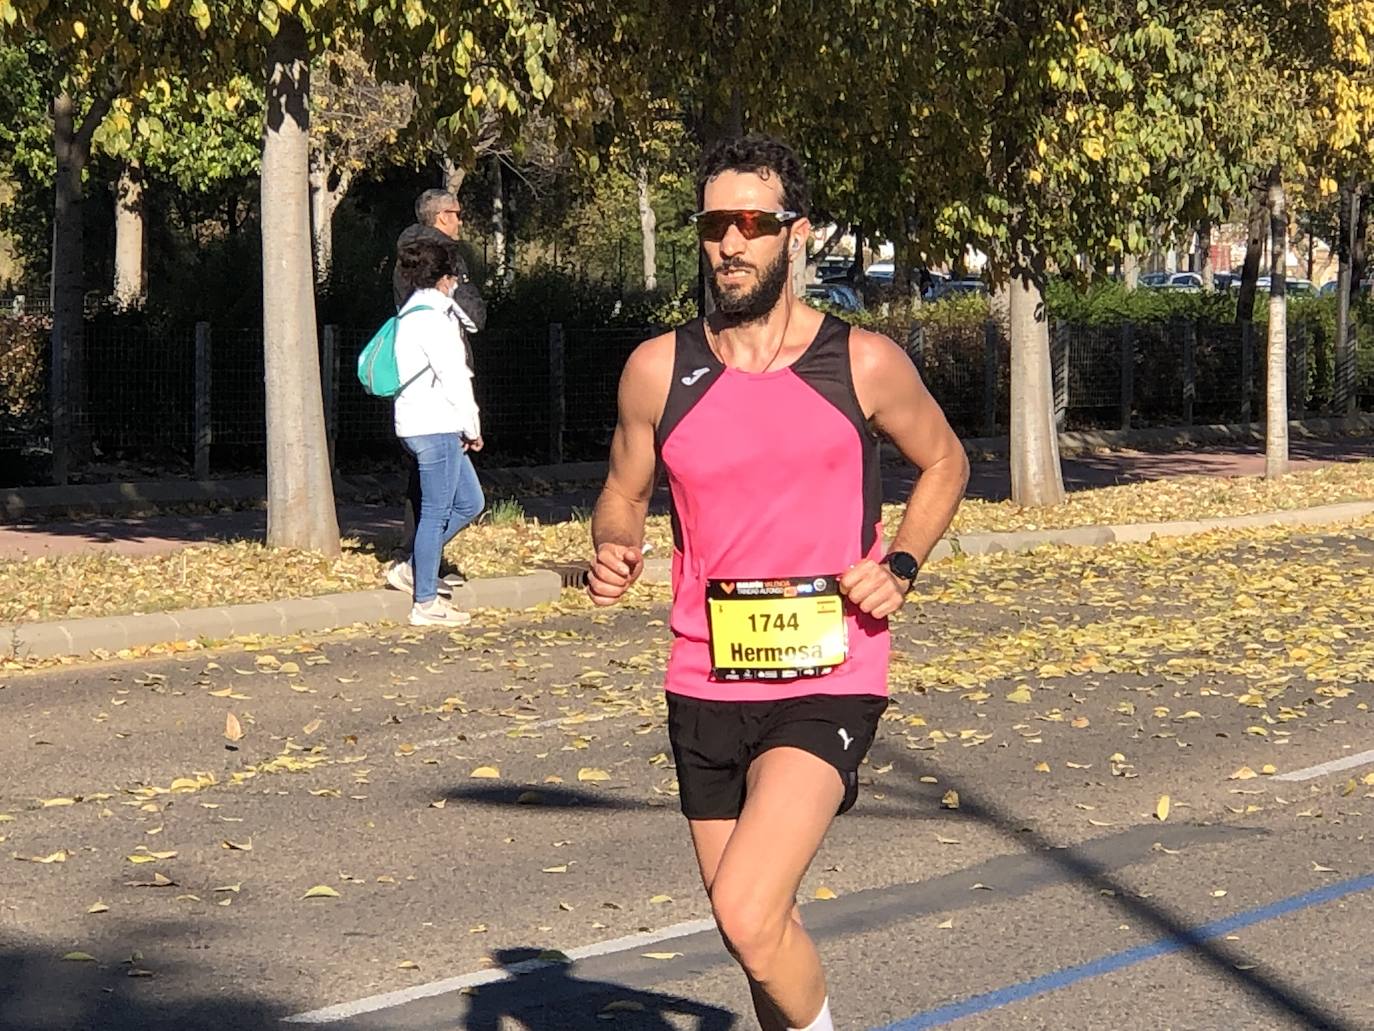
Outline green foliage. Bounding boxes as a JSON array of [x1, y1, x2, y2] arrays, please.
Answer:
[[481, 263, 687, 330], [94, 76, 262, 192], [1043, 280, 1236, 325]]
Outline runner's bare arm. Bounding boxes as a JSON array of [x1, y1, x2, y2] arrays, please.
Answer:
[[840, 329, 968, 616], [854, 327, 968, 562], [588, 334, 673, 605]]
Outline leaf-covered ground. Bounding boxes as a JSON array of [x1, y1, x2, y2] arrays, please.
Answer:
[[1, 461, 1370, 626], [0, 519, 1369, 1023]]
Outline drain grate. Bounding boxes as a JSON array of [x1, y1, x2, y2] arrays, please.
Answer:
[[542, 562, 591, 588]]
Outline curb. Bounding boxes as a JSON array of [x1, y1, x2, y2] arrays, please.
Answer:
[[639, 500, 1374, 583], [6, 500, 1373, 661], [2, 570, 564, 661]]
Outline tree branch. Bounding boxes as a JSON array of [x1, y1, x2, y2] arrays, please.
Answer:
[[75, 69, 123, 154]]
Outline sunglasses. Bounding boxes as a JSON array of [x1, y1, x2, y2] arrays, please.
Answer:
[[690, 209, 798, 242]]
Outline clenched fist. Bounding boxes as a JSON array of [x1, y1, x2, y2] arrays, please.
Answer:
[[586, 543, 645, 607]]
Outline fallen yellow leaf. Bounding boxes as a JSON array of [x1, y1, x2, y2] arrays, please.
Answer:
[[301, 885, 340, 900], [1155, 795, 1171, 822], [578, 768, 611, 782], [814, 887, 838, 900], [62, 951, 96, 962], [224, 712, 244, 742], [641, 952, 682, 961], [469, 766, 500, 779]]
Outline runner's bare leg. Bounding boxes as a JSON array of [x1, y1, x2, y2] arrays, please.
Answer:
[[689, 746, 843, 1029]]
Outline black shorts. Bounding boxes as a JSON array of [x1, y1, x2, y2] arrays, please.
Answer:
[[666, 693, 889, 821]]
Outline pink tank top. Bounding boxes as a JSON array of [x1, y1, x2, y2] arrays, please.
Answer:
[[656, 315, 889, 702]]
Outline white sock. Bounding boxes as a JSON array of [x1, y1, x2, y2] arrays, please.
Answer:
[[787, 996, 834, 1031]]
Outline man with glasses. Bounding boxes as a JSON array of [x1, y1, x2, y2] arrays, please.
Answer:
[[586, 136, 968, 1031], [387, 188, 487, 597]]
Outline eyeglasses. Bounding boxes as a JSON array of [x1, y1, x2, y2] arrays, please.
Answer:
[[442, 208, 463, 221], [690, 209, 798, 242]]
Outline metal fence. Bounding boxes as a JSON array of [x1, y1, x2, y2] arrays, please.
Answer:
[[4, 314, 1372, 485]]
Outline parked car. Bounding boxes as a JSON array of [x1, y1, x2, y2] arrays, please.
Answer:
[[1255, 276, 1315, 294], [814, 256, 854, 280], [1319, 278, 1374, 297], [1212, 272, 1242, 291], [1161, 272, 1203, 292], [864, 261, 895, 285], [1138, 272, 1171, 288], [926, 277, 988, 302], [805, 282, 863, 312]]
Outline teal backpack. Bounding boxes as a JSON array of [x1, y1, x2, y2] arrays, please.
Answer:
[[357, 305, 435, 398]]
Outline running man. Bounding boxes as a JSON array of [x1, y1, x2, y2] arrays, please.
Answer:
[[587, 135, 968, 1031]]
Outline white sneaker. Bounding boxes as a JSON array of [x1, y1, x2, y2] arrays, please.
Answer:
[[384, 559, 414, 593], [408, 599, 472, 627], [386, 559, 452, 598]]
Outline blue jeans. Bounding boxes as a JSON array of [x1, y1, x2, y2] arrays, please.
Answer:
[[400, 433, 485, 603]]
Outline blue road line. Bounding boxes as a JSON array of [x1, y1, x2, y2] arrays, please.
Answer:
[[874, 872, 1374, 1030]]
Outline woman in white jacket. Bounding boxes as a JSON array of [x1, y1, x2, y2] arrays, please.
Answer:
[[389, 237, 486, 626]]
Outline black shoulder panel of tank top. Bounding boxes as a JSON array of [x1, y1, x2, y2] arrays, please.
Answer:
[[791, 315, 884, 555], [655, 318, 725, 451]]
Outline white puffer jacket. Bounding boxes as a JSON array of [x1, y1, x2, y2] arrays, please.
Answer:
[[392, 287, 481, 441]]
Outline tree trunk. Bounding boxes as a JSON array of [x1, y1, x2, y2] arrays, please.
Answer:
[[1265, 167, 1288, 479], [441, 155, 466, 195], [1122, 253, 1140, 290], [308, 158, 350, 285], [807, 222, 848, 274], [1236, 182, 1268, 322], [1354, 189, 1370, 289], [490, 157, 509, 286], [1335, 183, 1360, 415], [637, 167, 657, 291], [1197, 217, 1214, 290], [51, 91, 90, 474], [261, 15, 340, 555], [1008, 229, 1066, 507], [113, 161, 145, 308]]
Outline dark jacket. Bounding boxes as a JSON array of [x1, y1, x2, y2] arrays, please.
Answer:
[[392, 224, 486, 332]]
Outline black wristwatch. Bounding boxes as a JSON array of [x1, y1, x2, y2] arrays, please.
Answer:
[[882, 551, 920, 593]]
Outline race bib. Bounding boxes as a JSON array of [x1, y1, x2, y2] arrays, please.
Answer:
[[706, 576, 848, 681]]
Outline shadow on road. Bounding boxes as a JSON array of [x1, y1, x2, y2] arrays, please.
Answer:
[[459, 947, 737, 1031], [440, 783, 661, 812], [875, 748, 1360, 1031], [0, 930, 286, 1031]]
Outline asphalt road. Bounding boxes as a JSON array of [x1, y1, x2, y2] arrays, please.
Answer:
[[1, 521, 1371, 1030]]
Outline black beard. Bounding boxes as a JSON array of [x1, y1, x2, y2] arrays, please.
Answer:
[[708, 246, 790, 324]]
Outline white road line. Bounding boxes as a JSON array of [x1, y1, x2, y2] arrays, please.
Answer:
[[1273, 748, 1374, 782], [283, 918, 717, 1024]]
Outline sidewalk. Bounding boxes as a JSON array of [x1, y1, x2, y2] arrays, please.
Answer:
[[2, 436, 1373, 561]]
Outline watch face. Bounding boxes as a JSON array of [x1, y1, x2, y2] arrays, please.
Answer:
[[887, 552, 919, 581]]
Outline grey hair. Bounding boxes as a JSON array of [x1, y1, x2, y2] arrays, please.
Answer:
[[415, 188, 456, 226]]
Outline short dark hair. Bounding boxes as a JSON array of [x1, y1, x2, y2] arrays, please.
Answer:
[[397, 236, 459, 297], [696, 135, 810, 218]]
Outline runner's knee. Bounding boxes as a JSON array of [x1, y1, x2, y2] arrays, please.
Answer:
[[710, 880, 790, 980]]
